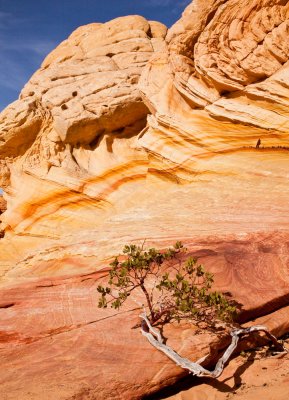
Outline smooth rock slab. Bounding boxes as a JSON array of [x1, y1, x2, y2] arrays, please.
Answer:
[[1, 233, 289, 399]]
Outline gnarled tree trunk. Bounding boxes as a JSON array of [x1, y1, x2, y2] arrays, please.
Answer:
[[140, 312, 287, 378]]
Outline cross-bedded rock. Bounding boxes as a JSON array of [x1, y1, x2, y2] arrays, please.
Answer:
[[1, 2, 289, 399]]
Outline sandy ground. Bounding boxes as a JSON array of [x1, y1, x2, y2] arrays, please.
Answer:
[[148, 338, 289, 400]]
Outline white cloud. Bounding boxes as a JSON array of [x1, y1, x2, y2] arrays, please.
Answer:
[[0, 7, 56, 56], [0, 37, 56, 96], [0, 10, 28, 29], [0, 7, 57, 110], [0, 38, 56, 56], [0, 11, 12, 19], [0, 36, 56, 93], [0, 56, 31, 91], [0, 11, 12, 28]]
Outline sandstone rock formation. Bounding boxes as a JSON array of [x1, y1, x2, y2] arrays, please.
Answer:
[[167, 345, 289, 400], [0, 196, 6, 215], [0, 195, 6, 238], [1, 1, 289, 399]]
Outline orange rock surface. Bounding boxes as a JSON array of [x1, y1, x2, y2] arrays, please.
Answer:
[[0, 196, 6, 215], [163, 347, 289, 400], [1, 1, 289, 399]]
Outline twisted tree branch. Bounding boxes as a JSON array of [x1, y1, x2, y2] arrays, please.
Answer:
[[140, 312, 287, 378]]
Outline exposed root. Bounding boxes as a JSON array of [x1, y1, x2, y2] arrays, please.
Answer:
[[140, 312, 287, 378]]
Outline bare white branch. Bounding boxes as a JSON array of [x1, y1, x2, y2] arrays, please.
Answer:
[[140, 312, 287, 378]]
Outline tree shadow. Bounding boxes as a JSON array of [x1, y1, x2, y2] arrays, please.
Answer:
[[214, 351, 256, 391], [143, 351, 257, 399]]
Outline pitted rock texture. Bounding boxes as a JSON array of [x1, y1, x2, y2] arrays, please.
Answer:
[[1, 2, 289, 399]]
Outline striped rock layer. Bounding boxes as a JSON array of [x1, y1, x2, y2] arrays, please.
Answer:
[[1, 2, 289, 399]]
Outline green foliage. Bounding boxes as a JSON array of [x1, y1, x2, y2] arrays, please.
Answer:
[[97, 242, 236, 327]]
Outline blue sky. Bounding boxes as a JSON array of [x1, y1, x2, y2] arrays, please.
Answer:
[[0, 0, 191, 111]]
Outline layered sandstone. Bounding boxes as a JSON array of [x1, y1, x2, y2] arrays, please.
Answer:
[[1, 1, 289, 399]]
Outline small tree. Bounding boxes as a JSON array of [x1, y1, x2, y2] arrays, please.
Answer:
[[98, 242, 286, 378], [98, 242, 236, 327]]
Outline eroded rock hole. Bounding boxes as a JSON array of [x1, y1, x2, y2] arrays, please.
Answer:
[[89, 132, 104, 149], [61, 104, 68, 110], [113, 127, 125, 135], [0, 303, 15, 309]]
